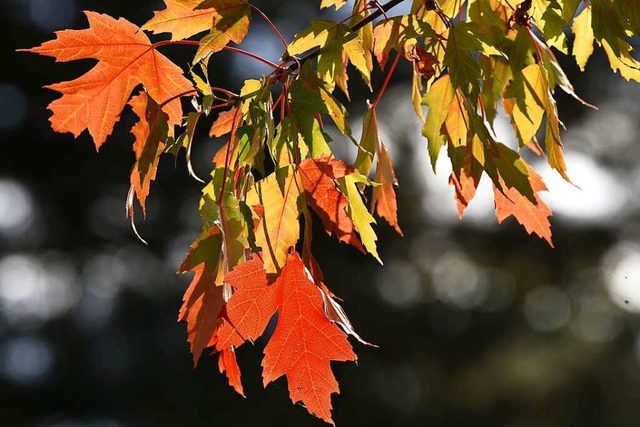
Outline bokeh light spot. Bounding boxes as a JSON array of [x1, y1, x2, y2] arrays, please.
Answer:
[[604, 242, 640, 312], [524, 286, 571, 332], [1, 336, 54, 386], [376, 260, 421, 307], [0, 179, 34, 238]]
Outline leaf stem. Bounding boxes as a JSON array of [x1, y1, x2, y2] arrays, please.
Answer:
[[525, 27, 544, 63], [211, 86, 239, 99], [155, 40, 280, 70], [159, 89, 200, 109], [223, 46, 280, 69], [372, 52, 400, 107], [249, 4, 288, 48]]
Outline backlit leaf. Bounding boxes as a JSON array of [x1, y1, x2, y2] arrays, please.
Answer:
[[494, 165, 554, 246], [299, 158, 364, 252], [210, 107, 243, 137], [178, 228, 225, 365], [444, 22, 482, 97], [218, 348, 245, 397], [449, 143, 483, 219], [372, 143, 402, 235], [216, 254, 277, 349], [422, 75, 456, 169], [194, 0, 251, 62], [246, 167, 302, 274], [571, 7, 594, 71], [262, 252, 356, 425], [128, 92, 168, 215], [22, 11, 192, 148], [288, 20, 369, 95], [339, 173, 381, 263], [143, 0, 216, 41], [505, 64, 546, 148]]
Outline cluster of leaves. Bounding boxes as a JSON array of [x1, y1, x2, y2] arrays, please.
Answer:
[[22, 0, 640, 423]]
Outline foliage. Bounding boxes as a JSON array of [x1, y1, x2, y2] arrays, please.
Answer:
[[21, 0, 640, 423]]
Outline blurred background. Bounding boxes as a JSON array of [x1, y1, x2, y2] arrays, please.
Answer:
[[3, 0, 640, 426]]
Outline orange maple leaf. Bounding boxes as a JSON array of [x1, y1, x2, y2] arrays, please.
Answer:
[[143, 0, 217, 41], [128, 92, 168, 215], [209, 107, 243, 137], [494, 165, 554, 246], [449, 145, 483, 219], [299, 158, 365, 252], [144, 0, 251, 63], [371, 143, 403, 235], [262, 252, 356, 425], [178, 229, 225, 365], [22, 11, 192, 149], [196, 0, 252, 62]]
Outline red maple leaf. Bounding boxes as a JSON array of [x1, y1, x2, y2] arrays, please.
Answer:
[[212, 252, 358, 423], [299, 158, 364, 252], [218, 347, 244, 397], [262, 252, 356, 425], [215, 254, 277, 350]]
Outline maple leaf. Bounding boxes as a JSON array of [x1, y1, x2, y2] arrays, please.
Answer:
[[494, 165, 554, 246], [422, 75, 456, 169], [288, 20, 370, 96], [299, 158, 364, 252], [127, 92, 168, 216], [350, 0, 374, 82], [372, 17, 402, 69], [143, 0, 216, 41], [372, 15, 435, 70], [209, 107, 242, 137], [215, 254, 277, 350], [354, 103, 402, 235], [178, 228, 225, 365], [339, 173, 381, 263], [262, 252, 356, 425], [144, 0, 251, 63], [246, 167, 302, 274], [405, 44, 438, 80], [504, 63, 546, 148], [443, 90, 470, 147], [571, 7, 594, 71], [372, 143, 403, 235], [22, 11, 192, 149], [354, 105, 378, 177], [444, 22, 482, 97], [194, 0, 252, 62], [449, 143, 483, 219], [320, 0, 349, 9], [218, 347, 245, 397]]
